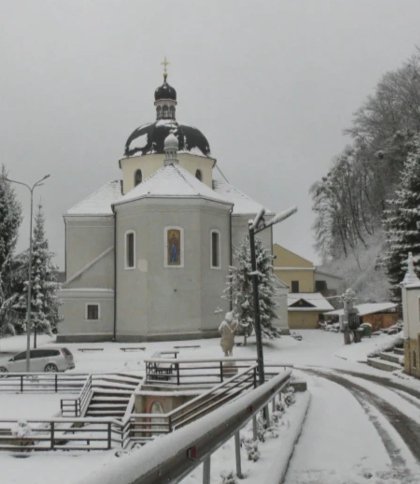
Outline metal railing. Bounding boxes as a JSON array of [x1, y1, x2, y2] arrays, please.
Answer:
[[0, 417, 121, 451], [0, 373, 87, 394], [60, 374, 93, 417], [123, 365, 258, 447], [144, 357, 256, 386], [88, 370, 293, 484]]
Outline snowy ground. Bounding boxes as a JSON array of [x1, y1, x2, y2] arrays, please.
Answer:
[[0, 330, 420, 483]]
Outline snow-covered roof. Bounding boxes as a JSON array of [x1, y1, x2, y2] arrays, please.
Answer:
[[288, 292, 334, 312], [213, 178, 271, 215], [66, 180, 121, 216], [324, 302, 397, 317], [114, 163, 232, 206]]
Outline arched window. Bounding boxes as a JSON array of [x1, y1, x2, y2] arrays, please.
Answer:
[[162, 105, 168, 118], [164, 227, 184, 267], [195, 169, 202, 181], [134, 169, 142, 186], [156, 106, 162, 119], [125, 230, 136, 269], [169, 106, 175, 119], [210, 230, 221, 269]]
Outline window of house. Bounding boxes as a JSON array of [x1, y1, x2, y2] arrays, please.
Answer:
[[315, 280, 327, 293], [195, 169, 202, 181], [86, 304, 100, 321], [125, 231, 136, 269], [211, 230, 220, 269], [134, 169, 142, 186], [165, 227, 183, 267], [413, 351, 417, 368], [291, 280, 300, 293]]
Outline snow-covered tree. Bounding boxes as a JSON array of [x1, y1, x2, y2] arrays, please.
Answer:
[[383, 137, 420, 301], [17, 204, 60, 341], [224, 236, 279, 343], [0, 166, 22, 334]]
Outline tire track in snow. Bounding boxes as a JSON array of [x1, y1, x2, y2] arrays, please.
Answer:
[[304, 369, 420, 481]]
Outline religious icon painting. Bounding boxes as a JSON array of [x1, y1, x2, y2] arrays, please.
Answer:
[[167, 228, 181, 266]]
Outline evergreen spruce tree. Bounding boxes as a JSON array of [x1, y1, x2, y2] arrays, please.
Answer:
[[17, 204, 59, 342], [0, 166, 22, 334], [383, 137, 420, 301], [224, 236, 279, 343]]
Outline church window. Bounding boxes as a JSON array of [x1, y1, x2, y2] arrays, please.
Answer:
[[86, 304, 100, 321], [211, 230, 220, 269], [291, 280, 300, 293], [162, 105, 168, 118], [156, 106, 162, 119], [125, 231, 136, 269], [164, 227, 183, 267], [195, 169, 202, 181], [134, 169, 142, 186], [169, 106, 175, 119]]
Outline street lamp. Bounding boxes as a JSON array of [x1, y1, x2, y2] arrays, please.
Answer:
[[248, 205, 297, 386], [3, 174, 50, 372]]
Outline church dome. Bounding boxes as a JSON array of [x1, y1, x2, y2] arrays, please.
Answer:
[[124, 119, 211, 157], [154, 81, 177, 101], [124, 66, 211, 158]]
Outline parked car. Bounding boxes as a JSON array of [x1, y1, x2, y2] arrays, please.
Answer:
[[0, 347, 75, 373]]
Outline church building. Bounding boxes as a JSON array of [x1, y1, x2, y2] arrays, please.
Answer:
[[58, 66, 283, 342]]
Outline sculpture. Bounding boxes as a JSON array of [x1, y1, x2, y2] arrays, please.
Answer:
[[218, 312, 238, 357]]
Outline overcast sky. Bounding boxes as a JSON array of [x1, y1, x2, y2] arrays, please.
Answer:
[[2, 0, 420, 269]]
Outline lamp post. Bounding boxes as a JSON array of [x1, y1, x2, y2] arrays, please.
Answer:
[[4, 174, 50, 372], [248, 205, 297, 386]]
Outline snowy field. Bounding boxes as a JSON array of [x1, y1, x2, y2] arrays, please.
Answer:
[[1, 330, 420, 483]]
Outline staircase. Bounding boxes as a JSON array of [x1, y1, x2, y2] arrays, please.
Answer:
[[367, 346, 404, 373], [85, 373, 142, 419]]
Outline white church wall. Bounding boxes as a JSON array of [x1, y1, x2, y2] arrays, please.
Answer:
[[120, 152, 215, 194], [58, 289, 114, 341], [231, 215, 273, 260], [66, 249, 114, 290], [65, 215, 114, 280], [114, 197, 230, 340]]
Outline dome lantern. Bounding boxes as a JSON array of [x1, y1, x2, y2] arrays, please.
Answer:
[[154, 57, 177, 120]]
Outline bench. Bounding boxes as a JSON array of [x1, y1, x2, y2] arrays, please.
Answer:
[[149, 351, 179, 380], [120, 347, 146, 352], [77, 348, 104, 352]]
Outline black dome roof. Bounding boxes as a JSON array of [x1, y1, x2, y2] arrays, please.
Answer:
[[154, 81, 177, 101], [124, 119, 211, 157]]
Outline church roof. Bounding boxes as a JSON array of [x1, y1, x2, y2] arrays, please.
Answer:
[[212, 178, 271, 216], [66, 180, 121, 216], [114, 163, 232, 207]]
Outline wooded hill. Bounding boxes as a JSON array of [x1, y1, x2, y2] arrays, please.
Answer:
[[312, 49, 420, 302]]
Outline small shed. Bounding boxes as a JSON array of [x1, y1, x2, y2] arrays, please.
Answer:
[[324, 302, 398, 331]]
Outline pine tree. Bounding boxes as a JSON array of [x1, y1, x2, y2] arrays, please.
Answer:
[[17, 204, 60, 342], [0, 166, 22, 334], [224, 236, 279, 343], [383, 137, 420, 301]]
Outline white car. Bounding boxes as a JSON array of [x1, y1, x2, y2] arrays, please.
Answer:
[[0, 347, 75, 373]]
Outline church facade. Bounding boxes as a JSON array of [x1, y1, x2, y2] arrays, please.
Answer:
[[58, 71, 284, 342]]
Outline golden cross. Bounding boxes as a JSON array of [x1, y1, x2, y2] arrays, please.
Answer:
[[161, 57, 170, 80]]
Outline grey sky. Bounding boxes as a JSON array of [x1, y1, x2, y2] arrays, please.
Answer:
[[2, 0, 420, 269]]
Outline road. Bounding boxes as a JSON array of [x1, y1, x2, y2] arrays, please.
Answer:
[[284, 368, 420, 484]]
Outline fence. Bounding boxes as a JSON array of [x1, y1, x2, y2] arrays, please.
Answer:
[[144, 357, 256, 386], [0, 373, 87, 394], [0, 417, 121, 451], [61, 374, 93, 417], [88, 369, 293, 484]]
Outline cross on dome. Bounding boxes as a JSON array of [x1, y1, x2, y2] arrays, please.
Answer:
[[161, 56, 170, 82]]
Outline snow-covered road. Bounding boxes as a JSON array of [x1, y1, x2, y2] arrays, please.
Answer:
[[285, 368, 420, 484]]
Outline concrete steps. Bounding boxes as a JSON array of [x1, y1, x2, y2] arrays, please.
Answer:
[[367, 357, 402, 372]]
